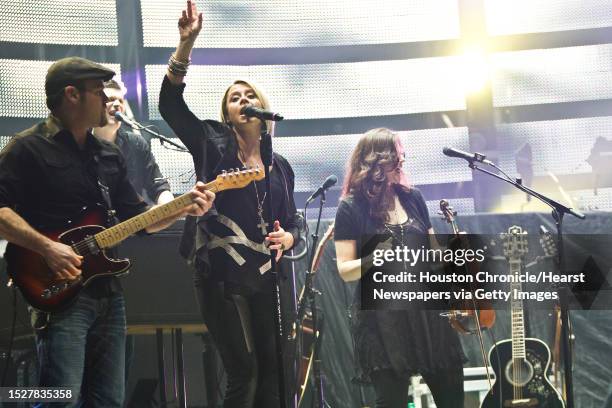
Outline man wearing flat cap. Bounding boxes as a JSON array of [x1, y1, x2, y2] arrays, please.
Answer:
[[0, 57, 215, 406]]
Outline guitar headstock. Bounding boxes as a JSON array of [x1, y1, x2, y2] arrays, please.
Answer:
[[539, 225, 558, 258], [214, 167, 265, 192], [320, 223, 335, 247], [439, 199, 457, 224], [311, 222, 335, 273], [501, 225, 529, 260]]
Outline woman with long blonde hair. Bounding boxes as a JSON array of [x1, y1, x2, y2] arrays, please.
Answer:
[[334, 128, 465, 408], [158, 2, 299, 406]]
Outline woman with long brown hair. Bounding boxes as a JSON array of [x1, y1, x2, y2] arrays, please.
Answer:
[[158, 2, 299, 406], [334, 128, 465, 408]]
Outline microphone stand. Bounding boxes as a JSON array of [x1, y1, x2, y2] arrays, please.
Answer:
[[125, 122, 187, 151], [466, 160, 584, 408], [294, 193, 327, 408], [259, 121, 288, 408]]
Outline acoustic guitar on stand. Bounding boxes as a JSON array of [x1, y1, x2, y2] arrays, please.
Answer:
[[481, 225, 565, 408]]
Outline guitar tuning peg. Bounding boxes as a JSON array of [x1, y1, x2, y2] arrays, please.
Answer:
[[221, 169, 227, 175]]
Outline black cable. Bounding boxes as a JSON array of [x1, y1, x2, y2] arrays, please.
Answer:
[[1, 287, 17, 386]]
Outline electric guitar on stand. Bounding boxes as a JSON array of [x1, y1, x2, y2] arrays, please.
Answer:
[[481, 225, 565, 408], [5, 168, 263, 312]]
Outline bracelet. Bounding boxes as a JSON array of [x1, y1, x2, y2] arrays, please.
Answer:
[[168, 54, 190, 77]]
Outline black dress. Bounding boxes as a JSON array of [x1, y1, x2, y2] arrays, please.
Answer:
[[334, 187, 465, 382]]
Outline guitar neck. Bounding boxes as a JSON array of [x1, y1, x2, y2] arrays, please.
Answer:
[[510, 259, 526, 360], [94, 181, 218, 249]]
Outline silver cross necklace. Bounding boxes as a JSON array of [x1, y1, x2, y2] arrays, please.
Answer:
[[238, 149, 268, 236], [253, 180, 268, 236]]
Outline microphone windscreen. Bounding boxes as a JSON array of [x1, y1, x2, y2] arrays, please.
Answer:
[[323, 174, 338, 189]]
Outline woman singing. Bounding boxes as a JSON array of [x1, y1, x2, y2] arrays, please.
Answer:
[[158, 2, 299, 406], [334, 128, 465, 408]]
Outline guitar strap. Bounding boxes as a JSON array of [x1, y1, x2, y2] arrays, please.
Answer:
[[93, 154, 120, 227]]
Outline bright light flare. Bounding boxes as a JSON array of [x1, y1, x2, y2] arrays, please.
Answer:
[[458, 46, 491, 94]]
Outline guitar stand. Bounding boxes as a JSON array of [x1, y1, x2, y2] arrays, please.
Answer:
[[293, 190, 329, 408], [466, 161, 584, 408]]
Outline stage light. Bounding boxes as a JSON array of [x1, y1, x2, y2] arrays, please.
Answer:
[[0, 59, 121, 118], [485, 0, 612, 35], [148, 128, 473, 195], [0, 136, 11, 151], [0, 0, 118, 45], [273, 128, 472, 193], [458, 46, 490, 95], [141, 0, 460, 48], [146, 58, 467, 121], [490, 44, 612, 107]]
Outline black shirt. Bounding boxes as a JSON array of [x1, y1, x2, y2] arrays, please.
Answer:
[[334, 187, 464, 381], [158, 76, 300, 292], [334, 187, 432, 250], [0, 115, 149, 294], [208, 153, 291, 292], [114, 128, 171, 205]]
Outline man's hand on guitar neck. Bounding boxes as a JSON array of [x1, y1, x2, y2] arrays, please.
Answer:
[[145, 182, 215, 233], [184, 182, 215, 217], [42, 240, 83, 280]]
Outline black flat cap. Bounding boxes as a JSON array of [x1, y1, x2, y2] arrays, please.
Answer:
[[45, 57, 115, 97]]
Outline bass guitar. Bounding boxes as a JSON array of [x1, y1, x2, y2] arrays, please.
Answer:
[[481, 225, 565, 408], [5, 168, 263, 312]]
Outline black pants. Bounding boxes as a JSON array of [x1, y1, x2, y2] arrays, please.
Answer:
[[194, 276, 282, 408], [371, 366, 464, 408]]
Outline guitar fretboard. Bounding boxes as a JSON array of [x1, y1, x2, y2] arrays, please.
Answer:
[[94, 181, 219, 249], [510, 259, 526, 360]]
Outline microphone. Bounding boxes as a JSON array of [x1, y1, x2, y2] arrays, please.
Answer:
[[113, 111, 188, 151], [306, 175, 337, 204], [241, 105, 284, 122], [443, 146, 494, 166], [114, 111, 140, 129]]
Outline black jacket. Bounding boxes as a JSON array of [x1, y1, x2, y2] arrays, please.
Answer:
[[115, 128, 171, 204], [158, 76, 300, 273]]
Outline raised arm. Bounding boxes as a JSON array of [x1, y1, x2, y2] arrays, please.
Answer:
[[167, 0, 202, 86], [159, 1, 207, 157]]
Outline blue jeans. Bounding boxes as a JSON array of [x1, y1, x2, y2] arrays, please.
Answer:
[[34, 290, 126, 407]]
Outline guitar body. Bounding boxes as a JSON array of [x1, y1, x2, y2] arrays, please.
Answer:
[[5, 209, 130, 313], [481, 338, 565, 408]]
